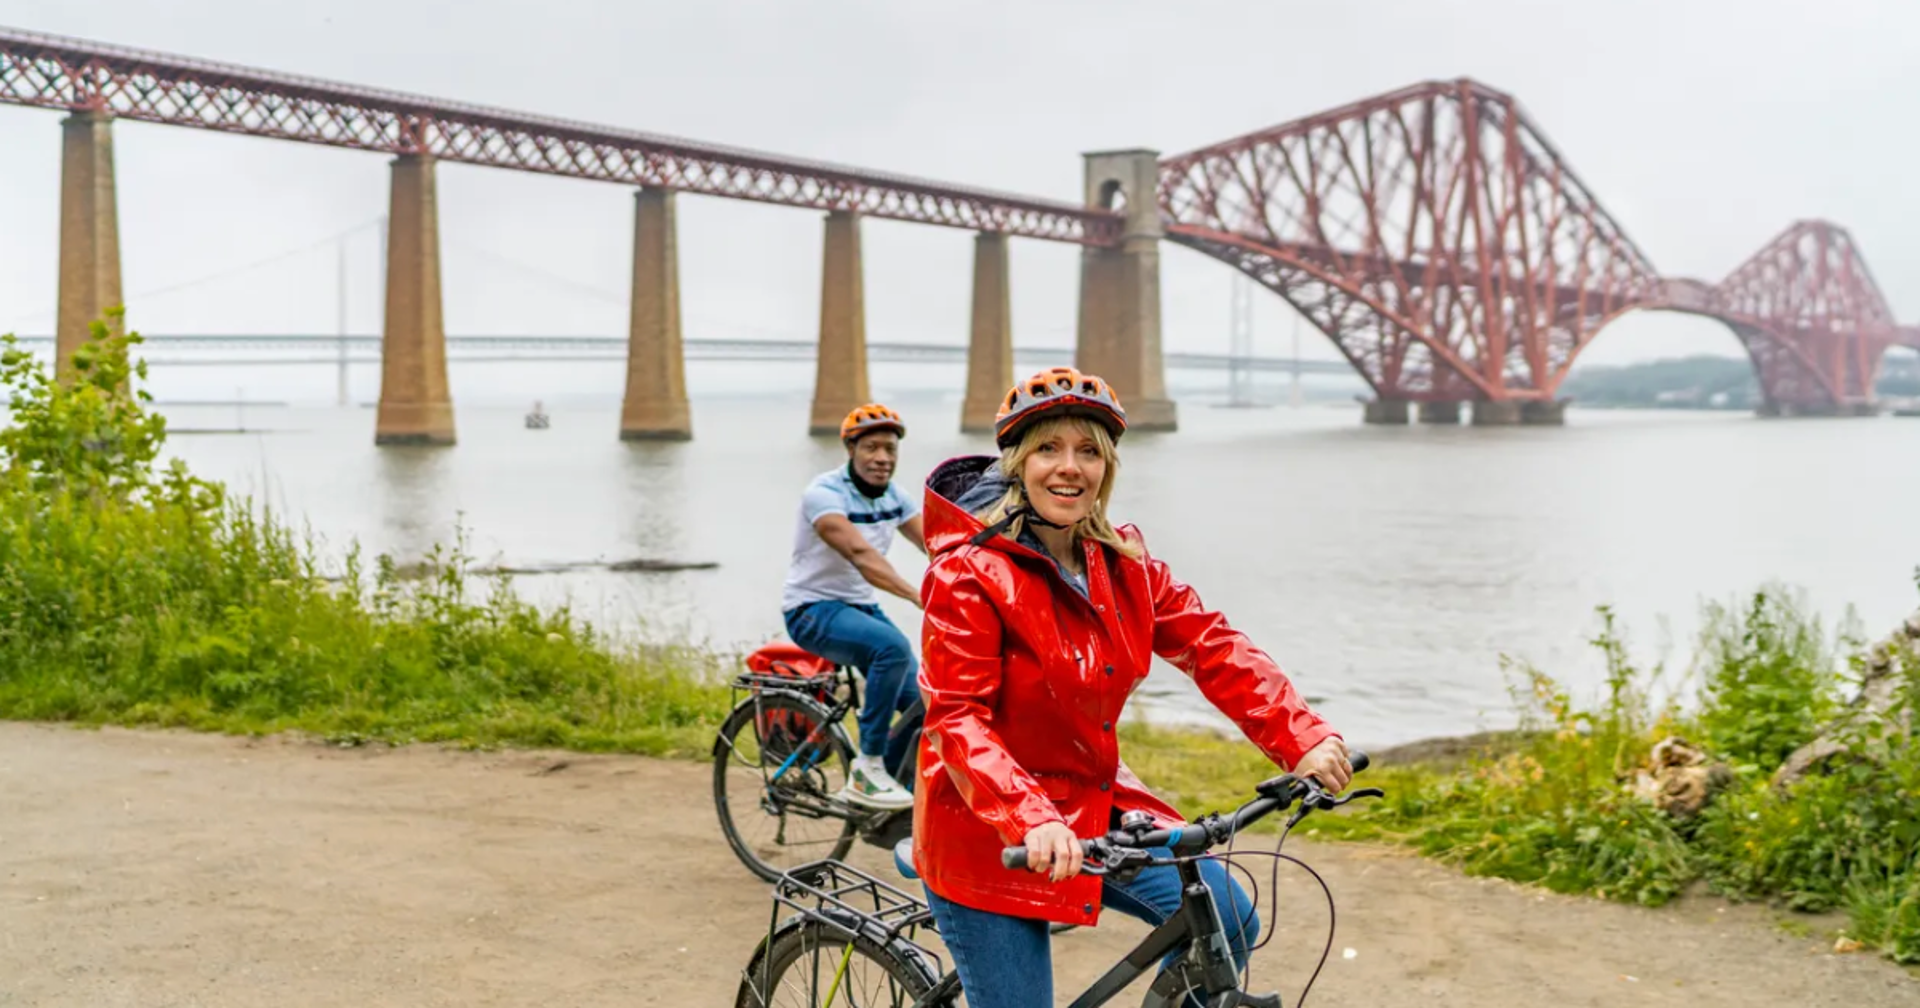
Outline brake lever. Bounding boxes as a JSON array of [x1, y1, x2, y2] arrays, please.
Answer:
[[1075, 836, 1113, 876], [1081, 836, 1159, 877], [1333, 786, 1386, 805], [1285, 784, 1386, 827]]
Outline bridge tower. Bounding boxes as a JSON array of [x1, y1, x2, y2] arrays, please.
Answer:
[[959, 233, 1014, 433], [620, 188, 691, 440], [807, 210, 870, 436], [56, 110, 123, 378], [373, 154, 454, 445], [1077, 150, 1176, 431]]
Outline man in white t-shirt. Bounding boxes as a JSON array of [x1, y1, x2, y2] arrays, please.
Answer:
[[780, 403, 926, 809]]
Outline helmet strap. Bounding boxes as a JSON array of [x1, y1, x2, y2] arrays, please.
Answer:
[[1019, 505, 1073, 530], [967, 494, 1074, 548]]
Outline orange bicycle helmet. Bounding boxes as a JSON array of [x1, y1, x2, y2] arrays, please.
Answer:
[[993, 367, 1127, 448], [840, 403, 906, 442]]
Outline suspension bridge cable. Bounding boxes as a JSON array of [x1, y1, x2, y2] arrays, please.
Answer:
[[1, 217, 384, 329]]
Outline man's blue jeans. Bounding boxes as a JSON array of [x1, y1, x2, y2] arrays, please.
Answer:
[[923, 852, 1260, 1008], [783, 600, 919, 762]]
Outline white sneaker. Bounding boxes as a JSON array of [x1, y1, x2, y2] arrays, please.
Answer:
[[839, 756, 914, 810]]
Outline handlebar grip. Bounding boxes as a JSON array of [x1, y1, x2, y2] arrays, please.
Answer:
[[1001, 755, 1374, 872]]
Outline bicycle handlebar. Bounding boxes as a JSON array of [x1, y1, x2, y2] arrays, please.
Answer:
[[1001, 750, 1372, 872]]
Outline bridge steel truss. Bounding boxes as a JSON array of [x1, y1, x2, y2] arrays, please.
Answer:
[[0, 26, 1119, 244], [4, 25, 1913, 423], [1159, 80, 1663, 405], [1694, 221, 1899, 411], [3, 334, 1354, 378], [1157, 80, 1909, 413]]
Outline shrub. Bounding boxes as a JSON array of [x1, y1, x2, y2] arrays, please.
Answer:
[[0, 319, 732, 756]]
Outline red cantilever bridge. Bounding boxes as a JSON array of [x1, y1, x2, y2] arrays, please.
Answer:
[[2, 27, 1911, 443], [1159, 80, 1908, 422]]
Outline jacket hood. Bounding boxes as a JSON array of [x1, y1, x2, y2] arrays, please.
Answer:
[[923, 455, 1015, 556]]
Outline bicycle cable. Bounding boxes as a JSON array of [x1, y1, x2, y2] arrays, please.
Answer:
[[1218, 839, 1266, 994], [1258, 813, 1339, 1008], [1182, 805, 1339, 1008]]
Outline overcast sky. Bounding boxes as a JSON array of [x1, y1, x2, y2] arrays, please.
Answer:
[[3, 0, 1918, 395]]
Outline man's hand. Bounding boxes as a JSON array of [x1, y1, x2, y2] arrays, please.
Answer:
[[1293, 736, 1353, 793], [1020, 821, 1083, 883]]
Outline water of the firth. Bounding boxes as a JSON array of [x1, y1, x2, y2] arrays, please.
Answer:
[[158, 389, 1920, 750]]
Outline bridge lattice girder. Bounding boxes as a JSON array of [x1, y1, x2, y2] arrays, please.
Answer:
[[1699, 221, 1897, 407], [0, 26, 1117, 244], [1161, 83, 1910, 408], [1159, 79, 1662, 402]]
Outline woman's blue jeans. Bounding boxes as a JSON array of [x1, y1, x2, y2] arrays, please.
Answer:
[[783, 600, 919, 761], [923, 852, 1260, 1008]]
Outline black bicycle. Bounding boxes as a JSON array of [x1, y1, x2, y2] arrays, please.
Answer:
[[712, 643, 925, 883], [734, 752, 1380, 1008]]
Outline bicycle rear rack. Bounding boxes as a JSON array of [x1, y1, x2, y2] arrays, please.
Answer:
[[730, 668, 841, 699], [767, 859, 946, 973]]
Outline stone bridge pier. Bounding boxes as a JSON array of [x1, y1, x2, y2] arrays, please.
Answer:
[[56, 110, 123, 379], [1075, 150, 1176, 432]]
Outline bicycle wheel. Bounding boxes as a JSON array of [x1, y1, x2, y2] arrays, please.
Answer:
[[735, 919, 943, 1008], [714, 692, 859, 883]]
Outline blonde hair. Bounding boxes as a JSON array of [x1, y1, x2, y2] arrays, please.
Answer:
[[978, 415, 1141, 560]]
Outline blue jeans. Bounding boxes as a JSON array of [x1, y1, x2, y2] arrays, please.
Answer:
[[923, 851, 1260, 1008], [783, 600, 919, 760]]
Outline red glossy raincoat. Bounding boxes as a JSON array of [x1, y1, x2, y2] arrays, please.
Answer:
[[911, 456, 1337, 926]]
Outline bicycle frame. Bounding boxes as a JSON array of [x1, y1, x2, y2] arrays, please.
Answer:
[[729, 666, 860, 794], [769, 683, 857, 792], [739, 766, 1377, 1007], [1063, 859, 1247, 1008], [719, 660, 922, 869], [749, 855, 1254, 1008]]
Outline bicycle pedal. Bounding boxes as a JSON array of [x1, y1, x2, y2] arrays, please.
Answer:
[[1221, 992, 1282, 1008]]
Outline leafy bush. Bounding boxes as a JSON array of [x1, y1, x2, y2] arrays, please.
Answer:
[[0, 319, 732, 756], [1274, 588, 1917, 963], [1695, 590, 1844, 771]]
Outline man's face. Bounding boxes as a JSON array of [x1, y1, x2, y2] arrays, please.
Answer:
[[847, 430, 900, 486]]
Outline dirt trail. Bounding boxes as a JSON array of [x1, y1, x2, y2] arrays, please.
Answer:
[[1, 722, 1913, 1007]]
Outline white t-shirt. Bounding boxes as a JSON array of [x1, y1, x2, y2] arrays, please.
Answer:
[[780, 466, 920, 612]]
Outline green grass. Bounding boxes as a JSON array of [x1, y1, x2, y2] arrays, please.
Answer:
[[0, 320, 732, 758], [0, 496, 737, 757], [1126, 590, 1920, 965]]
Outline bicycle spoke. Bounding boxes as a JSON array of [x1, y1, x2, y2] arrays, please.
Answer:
[[762, 933, 923, 1008], [716, 693, 856, 881], [820, 942, 854, 1007]]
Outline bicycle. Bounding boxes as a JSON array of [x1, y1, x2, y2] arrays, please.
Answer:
[[733, 752, 1380, 1008], [712, 642, 926, 884]]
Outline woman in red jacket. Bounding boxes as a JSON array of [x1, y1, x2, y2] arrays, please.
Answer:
[[912, 366, 1352, 1008]]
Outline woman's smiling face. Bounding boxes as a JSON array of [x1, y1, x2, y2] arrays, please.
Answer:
[[1019, 419, 1107, 528]]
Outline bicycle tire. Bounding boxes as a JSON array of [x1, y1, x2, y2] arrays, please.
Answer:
[[713, 691, 859, 884], [735, 918, 944, 1008]]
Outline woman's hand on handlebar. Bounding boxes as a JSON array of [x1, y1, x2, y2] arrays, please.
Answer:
[[1293, 736, 1354, 793], [1021, 821, 1083, 882]]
